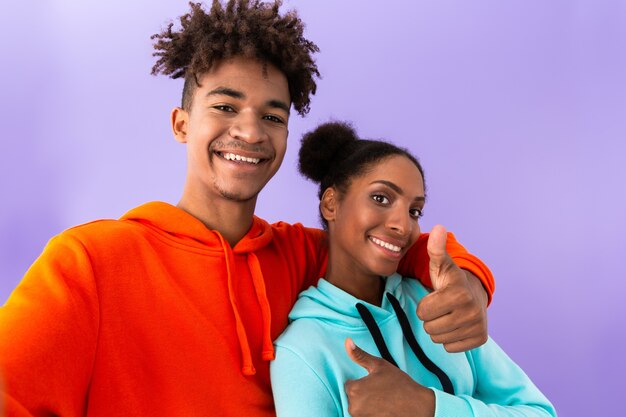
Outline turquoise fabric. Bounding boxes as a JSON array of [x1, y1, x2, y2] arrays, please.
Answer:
[[271, 274, 556, 417]]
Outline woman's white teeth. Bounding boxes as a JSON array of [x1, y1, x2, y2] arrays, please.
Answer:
[[371, 237, 401, 253], [223, 153, 260, 164]]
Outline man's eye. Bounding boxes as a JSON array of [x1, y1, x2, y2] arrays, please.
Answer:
[[371, 195, 389, 204], [214, 105, 234, 112], [264, 115, 284, 124]]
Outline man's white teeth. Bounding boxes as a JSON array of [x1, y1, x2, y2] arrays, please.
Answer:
[[223, 153, 260, 164], [370, 237, 401, 253]]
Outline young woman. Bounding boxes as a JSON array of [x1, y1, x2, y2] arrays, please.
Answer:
[[270, 122, 556, 417]]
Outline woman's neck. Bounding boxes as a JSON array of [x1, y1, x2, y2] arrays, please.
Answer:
[[324, 264, 385, 306]]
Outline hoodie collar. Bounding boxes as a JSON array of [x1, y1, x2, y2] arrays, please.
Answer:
[[120, 201, 273, 253], [289, 274, 407, 326]]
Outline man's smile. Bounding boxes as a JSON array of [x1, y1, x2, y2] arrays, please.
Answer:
[[220, 152, 261, 164], [214, 150, 271, 166]]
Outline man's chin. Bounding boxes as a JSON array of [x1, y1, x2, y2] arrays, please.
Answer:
[[218, 188, 259, 204]]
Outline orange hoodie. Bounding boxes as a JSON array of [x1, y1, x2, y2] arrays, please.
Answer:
[[0, 202, 493, 417]]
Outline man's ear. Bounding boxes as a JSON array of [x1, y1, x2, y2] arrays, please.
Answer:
[[320, 187, 338, 223], [171, 107, 189, 144]]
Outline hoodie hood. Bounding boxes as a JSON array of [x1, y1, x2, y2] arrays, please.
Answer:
[[121, 201, 274, 376], [289, 274, 408, 326]]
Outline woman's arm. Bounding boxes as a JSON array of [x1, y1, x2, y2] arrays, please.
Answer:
[[271, 345, 340, 417], [431, 338, 557, 417]]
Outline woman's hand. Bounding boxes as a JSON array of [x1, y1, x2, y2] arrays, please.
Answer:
[[344, 338, 435, 417]]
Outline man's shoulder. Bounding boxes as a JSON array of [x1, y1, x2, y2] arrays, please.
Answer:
[[267, 220, 325, 243], [53, 217, 146, 251]]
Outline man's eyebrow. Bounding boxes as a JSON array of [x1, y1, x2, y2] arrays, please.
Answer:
[[267, 99, 291, 114], [371, 180, 425, 201], [205, 87, 290, 114], [205, 87, 244, 99]]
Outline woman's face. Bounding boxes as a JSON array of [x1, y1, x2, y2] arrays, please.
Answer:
[[325, 155, 425, 282]]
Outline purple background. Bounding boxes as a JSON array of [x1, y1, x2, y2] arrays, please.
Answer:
[[1, 1, 625, 415]]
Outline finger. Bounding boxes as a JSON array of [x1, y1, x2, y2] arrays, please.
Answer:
[[416, 292, 450, 322], [423, 312, 476, 337], [416, 285, 473, 321], [345, 338, 379, 374], [427, 224, 448, 263], [442, 335, 489, 353], [427, 225, 450, 290], [428, 321, 483, 344], [344, 379, 355, 394]]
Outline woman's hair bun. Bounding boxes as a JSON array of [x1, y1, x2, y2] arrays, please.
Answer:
[[298, 121, 358, 183]]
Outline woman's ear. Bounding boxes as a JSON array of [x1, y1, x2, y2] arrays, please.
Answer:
[[320, 187, 338, 223]]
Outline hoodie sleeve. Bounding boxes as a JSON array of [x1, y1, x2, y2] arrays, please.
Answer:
[[398, 231, 495, 304], [273, 223, 328, 291], [271, 346, 340, 417], [431, 338, 557, 417], [0, 233, 99, 417]]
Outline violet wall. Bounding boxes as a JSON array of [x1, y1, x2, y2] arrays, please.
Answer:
[[1, 1, 625, 415]]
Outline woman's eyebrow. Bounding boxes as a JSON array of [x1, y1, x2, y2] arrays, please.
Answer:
[[369, 180, 425, 201]]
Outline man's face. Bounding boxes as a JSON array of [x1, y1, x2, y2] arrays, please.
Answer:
[[173, 56, 290, 204]]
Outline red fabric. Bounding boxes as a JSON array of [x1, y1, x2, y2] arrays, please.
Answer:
[[0, 202, 493, 416]]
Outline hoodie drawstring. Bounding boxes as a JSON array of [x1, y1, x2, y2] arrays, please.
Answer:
[[355, 303, 398, 367], [217, 234, 256, 376], [356, 293, 455, 395], [216, 234, 274, 376], [247, 252, 275, 361], [386, 293, 455, 395]]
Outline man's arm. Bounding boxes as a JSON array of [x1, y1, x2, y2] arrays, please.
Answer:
[[398, 226, 494, 352], [0, 234, 99, 416], [397, 230, 494, 302]]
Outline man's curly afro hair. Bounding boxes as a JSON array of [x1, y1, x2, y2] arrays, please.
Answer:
[[151, 0, 320, 116]]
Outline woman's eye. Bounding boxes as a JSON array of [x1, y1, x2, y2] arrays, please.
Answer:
[[371, 195, 389, 204], [410, 208, 423, 219]]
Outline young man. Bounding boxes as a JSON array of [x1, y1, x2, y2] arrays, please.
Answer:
[[0, 2, 494, 416]]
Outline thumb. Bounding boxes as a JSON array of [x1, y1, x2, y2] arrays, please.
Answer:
[[345, 338, 378, 374], [427, 224, 450, 290]]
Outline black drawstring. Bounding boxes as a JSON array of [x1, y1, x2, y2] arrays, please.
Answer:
[[386, 293, 455, 395], [355, 303, 398, 367], [355, 294, 455, 395]]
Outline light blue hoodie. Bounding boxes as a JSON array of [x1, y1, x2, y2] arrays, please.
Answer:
[[271, 274, 556, 417]]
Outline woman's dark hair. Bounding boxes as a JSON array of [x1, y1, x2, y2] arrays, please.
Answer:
[[298, 121, 425, 227], [151, 0, 320, 115]]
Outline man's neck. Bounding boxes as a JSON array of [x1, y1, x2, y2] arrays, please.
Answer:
[[177, 192, 256, 248]]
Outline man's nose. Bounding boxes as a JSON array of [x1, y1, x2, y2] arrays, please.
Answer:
[[228, 112, 267, 143]]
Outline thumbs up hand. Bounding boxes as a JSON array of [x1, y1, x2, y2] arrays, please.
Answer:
[[343, 338, 434, 417], [416, 225, 488, 353]]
